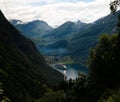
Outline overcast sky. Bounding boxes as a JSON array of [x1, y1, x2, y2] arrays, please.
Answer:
[[0, 0, 111, 27]]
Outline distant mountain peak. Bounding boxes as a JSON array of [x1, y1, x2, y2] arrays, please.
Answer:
[[32, 19, 46, 23], [10, 19, 23, 25], [64, 21, 74, 24], [26, 19, 46, 25], [75, 20, 84, 24], [10, 19, 53, 38]]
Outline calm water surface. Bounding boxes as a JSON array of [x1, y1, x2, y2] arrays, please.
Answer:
[[54, 63, 88, 79], [66, 64, 88, 79]]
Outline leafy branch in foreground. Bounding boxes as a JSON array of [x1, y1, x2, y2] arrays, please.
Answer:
[[110, 0, 120, 13]]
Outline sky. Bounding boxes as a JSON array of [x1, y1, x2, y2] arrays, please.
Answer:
[[0, 0, 112, 27]]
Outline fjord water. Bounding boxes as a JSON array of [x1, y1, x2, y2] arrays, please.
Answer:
[[54, 63, 88, 79], [66, 64, 88, 79]]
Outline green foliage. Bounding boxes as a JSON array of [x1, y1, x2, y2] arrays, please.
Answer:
[[0, 82, 11, 102], [110, 0, 120, 14], [38, 88, 67, 102], [59, 56, 74, 64], [37, 73, 88, 102], [0, 82, 3, 100], [88, 34, 120, 88], [98, 89, 120, 102]]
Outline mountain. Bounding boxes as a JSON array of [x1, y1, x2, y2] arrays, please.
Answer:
[[39, 11, 119, 64], [10, 19, 53, 39], [43, 21, 86, 39], [12, 19, 86, 56], [12, 11, 120, 65], [68, 11, 119, 64], [0, 10, 63, 102], [10, 19, 23, 25], [37, 21, 87, 55]]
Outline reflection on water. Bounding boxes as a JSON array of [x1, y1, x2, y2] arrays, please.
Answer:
[[54, 63, 88, 79], [65, 64, 88, 79], [66, 68, 78, 79]]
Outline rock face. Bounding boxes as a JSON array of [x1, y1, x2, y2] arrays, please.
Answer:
[[0, 10, 63, 102]]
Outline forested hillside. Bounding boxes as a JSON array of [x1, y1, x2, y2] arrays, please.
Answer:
[[0, 10, 63, 102]]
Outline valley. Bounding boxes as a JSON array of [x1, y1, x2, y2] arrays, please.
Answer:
[[1, 0, 120, 102], [10, 11, 119, 79], [45, 55, 88, 79]]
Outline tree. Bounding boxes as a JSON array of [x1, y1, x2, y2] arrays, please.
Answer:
[[88, 34, 120, 88], [110, 0, 120, 13], [110, 0, 120, 43], [110, 0, 120, 81]]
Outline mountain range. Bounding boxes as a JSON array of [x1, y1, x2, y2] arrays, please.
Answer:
[[10, 19, 53, 39], [11, 11, 120, 65], [0, 10, 63, 102]]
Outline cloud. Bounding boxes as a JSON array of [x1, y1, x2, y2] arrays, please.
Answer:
[[0, 0, 111, 27]]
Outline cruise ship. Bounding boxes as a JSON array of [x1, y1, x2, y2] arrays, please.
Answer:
[[54, 63, 67, 70]]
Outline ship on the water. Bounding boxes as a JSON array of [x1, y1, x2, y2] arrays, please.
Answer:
[[54, 63, 67, 70]]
